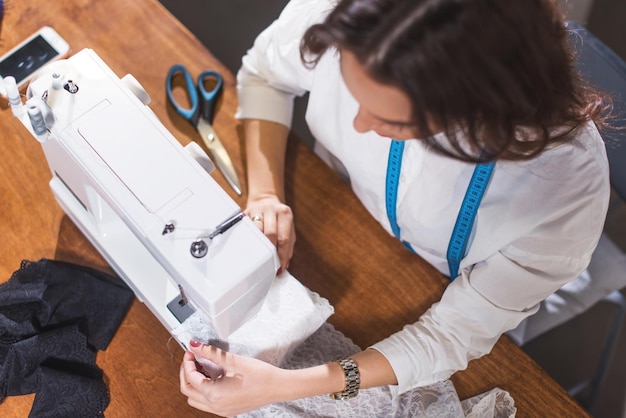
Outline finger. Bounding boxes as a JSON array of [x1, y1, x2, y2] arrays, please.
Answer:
[[262, 212, 278, 246], [182, 350, 211, 387], [180, 354, 198, 395], [276, 231, 293, 272], [181, 350, 197, 382], [180, 362, 213, 405], [190, 342, 228, 368], [195, 356, 225, 380], [276, 207, 294, 271], [250, 214, 265, 228], [244, 207, 263, 228]]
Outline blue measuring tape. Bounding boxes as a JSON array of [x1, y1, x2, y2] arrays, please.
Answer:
[[385, 140, 495, 279]]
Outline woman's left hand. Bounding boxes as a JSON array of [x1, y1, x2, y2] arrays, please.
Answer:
[[180, 341, 285, 416]]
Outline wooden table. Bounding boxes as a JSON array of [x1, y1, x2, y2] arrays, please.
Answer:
[[0, 0, 588, 416]]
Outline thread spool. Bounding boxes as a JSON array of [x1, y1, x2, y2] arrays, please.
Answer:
[[4, 76, 25, 118], [27, 102, 48, 142]]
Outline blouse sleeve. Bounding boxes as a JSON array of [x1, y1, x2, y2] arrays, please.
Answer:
[[235, 0, 334, 128], [370, 269, 539, 392]]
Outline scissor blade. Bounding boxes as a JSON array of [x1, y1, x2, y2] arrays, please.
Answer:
[[196, 119, 242, 195]]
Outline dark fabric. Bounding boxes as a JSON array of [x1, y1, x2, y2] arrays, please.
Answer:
[[0, 259, 135, 417]]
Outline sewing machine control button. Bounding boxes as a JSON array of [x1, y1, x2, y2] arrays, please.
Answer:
[[185, 142, 216, 174], [162, 222, 176, 235], [51, 72, 64, 90], [178, 284, 189, 306], [64, 80, 79, 93], [190, 239, 208, 258], [122, 74, 151, 105]]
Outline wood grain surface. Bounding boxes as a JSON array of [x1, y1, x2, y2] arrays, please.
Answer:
[[0, 0, 588, 416]]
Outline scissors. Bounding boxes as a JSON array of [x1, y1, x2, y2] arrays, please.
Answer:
[[166, 64, 242, 195]]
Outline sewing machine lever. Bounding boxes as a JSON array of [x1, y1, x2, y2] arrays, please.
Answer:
[[206, 210, 245, 240]]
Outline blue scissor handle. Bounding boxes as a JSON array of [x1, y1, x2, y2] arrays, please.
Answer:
[[197, 70, 223, 124], [166, 64, 200, 126]]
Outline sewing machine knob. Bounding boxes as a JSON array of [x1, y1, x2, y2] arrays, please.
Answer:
[[162, 222, 176, 235], [51, 73, 65, 90], [185, 142, 216, 174], [122, 74, 151, 105], [190, 239, 208, 258], [63, 80, 79, 94]]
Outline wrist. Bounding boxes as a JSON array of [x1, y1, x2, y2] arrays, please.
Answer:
[[247, 191, 281, 202], [276, 363, 346, 402], [247, 191, 287, 208]]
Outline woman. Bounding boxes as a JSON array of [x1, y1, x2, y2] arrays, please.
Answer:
[[180, 0, 611, 415]]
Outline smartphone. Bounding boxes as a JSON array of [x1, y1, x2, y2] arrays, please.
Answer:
[[0, 26, 70, 96]]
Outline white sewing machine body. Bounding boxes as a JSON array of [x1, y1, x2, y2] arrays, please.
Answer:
[[9, 48, 278, 339]]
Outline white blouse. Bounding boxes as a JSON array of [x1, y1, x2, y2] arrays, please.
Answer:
[[235, 0, 611, 394]]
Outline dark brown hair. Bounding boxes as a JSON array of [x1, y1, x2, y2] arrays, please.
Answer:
[[301, 0, 609, 162]]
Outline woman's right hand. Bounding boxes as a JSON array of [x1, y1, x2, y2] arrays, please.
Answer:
[[245, 194, 295, 274]]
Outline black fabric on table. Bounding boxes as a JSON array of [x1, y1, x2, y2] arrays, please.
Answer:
[[0, 259, 134, 417]]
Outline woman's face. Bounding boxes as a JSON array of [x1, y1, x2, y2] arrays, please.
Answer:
[[340, 50, 418, 140]]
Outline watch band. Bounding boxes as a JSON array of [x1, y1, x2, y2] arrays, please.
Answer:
[[330, 357, 360, 400]]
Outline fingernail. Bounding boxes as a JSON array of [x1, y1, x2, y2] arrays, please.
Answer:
[[277, 267, 283, 275], [189, 339, 202, 348]]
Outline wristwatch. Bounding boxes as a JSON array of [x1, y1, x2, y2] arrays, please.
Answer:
[[330, 357, 360, 400]]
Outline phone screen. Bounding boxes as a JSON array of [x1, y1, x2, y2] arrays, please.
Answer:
[[0, 35, 60, 83]]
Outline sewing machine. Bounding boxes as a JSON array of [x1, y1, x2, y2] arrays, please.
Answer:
[[4, 48, 279, 340]]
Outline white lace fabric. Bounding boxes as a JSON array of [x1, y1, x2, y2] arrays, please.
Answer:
[[172, 271, 334, 365], [241, 323, 516, 418], [172, 273, 516, 417]]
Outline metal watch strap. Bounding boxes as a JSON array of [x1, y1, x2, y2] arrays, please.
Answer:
[[330, 358, 360, 400]]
